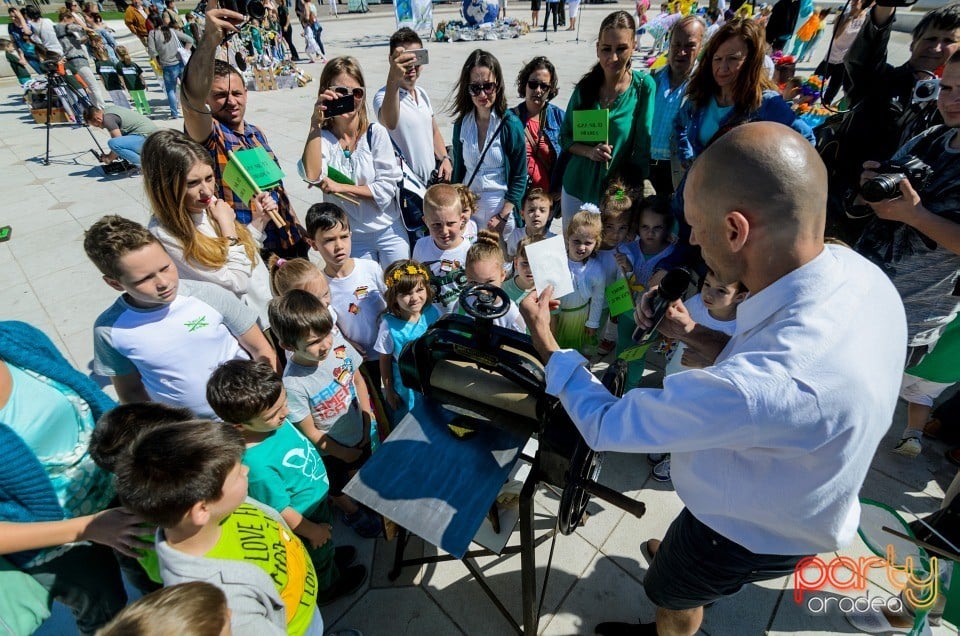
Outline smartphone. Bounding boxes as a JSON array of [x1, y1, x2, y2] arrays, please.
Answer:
[[0, 226, 10, 243], [408, 48, 429, 66], [325, 93, 356, 117]]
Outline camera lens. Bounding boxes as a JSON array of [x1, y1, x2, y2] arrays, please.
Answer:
[[861, 175, 903, 203]]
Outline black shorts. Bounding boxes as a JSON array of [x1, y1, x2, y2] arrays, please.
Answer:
[[531, 0, 541, 10], [321, 442, 372, 496], [643, 508, 808, 610]]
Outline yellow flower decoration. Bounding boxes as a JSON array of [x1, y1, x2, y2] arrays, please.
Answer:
[[385, 264, 430, 288]]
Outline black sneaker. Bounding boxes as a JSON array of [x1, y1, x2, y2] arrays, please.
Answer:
[[334, 545, 358, 570], [318, 564, 368, 606]]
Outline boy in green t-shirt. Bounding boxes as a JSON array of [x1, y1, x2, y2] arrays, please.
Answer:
[[207, 359, 368, 606], [2, 40, 32, 85], [114, 419, 323, 635]]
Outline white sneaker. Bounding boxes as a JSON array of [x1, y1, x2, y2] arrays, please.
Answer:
[[892, 437, 922, 458]]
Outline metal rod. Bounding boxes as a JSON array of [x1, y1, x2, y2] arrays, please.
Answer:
[[463, 557, 523, 635], [520, 471, 539, 636], [580, 480, 647, 519]]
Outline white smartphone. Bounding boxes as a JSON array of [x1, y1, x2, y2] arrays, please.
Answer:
[[408, 48, 429, 66]]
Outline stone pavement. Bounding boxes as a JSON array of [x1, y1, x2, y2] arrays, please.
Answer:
[[2, 4, 957, 634]]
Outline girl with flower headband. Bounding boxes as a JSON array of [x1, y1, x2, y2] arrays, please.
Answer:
[[595, 180, 635, 356], [374, 259, 442, 420], [554, 204, 606, 354]]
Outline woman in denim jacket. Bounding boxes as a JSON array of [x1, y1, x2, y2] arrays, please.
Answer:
[[511, 56, 565, 197]]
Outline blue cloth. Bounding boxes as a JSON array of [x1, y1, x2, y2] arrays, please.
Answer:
[[675, 90, 816, 167], [384, 304, 441, 421], [161, 61, 183, 119], [650, 68, 689, 161], [0, 321, 116, 567], [698, 98, 735, 148]]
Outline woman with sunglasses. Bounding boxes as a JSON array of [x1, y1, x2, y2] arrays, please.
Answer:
[[302, 56, 408, 269], [559, 10, 655, 229], [674, 19, 814, 170], [511, 56, 564, 198], [450, 49, 528, 233]]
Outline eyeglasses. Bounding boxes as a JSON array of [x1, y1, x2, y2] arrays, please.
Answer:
[[526, 80, 551, 92], [332, 86, 365, 100], [468, 82, 497, 96]]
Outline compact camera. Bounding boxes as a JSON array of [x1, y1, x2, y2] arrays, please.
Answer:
[[860, 155, 934, 203], [912, 78, 941, 104]]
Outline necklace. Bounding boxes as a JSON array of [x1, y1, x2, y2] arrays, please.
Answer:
[[599, 82, 627, 109]]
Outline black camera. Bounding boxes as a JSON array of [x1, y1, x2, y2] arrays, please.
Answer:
[[860, 155, 933, 203]]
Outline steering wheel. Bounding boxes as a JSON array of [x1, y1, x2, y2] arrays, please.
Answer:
[[458, 283, 511, 321]]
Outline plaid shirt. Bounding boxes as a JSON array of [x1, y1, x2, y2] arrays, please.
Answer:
[[205, 119, 302, 251], [650, 68, 688, 161]]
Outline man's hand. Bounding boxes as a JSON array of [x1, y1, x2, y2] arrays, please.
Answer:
[[81, 508, 153, 558], [635, 287, 695, 341], [866, 178, 927, 224], [519, 286, 561, 362], [387, 47, 416, 84], [204, 0, 245, 39]]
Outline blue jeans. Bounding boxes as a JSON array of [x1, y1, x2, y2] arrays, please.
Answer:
[[107, 134, 147, 166], [161, 62, 184, 118]]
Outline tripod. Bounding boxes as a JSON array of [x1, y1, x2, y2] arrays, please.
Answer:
[[41, 63, 92, 166]]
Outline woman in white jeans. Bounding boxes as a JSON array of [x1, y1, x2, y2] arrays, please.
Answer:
[[301, 56, 409, 269]]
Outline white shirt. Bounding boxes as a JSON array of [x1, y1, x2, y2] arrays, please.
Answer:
[[373, 84, 436, 185], [29, 18, 63, 56], [460, 110, 510, 229], [320, 123, 402, 233], [325, 258, 387, 361], [827, 12, 868, 65], [545, 246, 907, 554], [149, 212, 273, 328], [412, 236, 472, 312]]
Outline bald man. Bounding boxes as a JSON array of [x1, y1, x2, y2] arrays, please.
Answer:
[[520, 122, 908, 636]]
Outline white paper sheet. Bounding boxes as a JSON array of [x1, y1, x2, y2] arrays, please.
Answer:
[[525, 234, 574, 299]]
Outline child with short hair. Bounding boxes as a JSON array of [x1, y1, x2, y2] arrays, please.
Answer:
[[84, 215, 277, 419], [503, 188, 555, 259], [268, 290, 382, 539], [374, 260, 441, 419], [651, 268, 747, 482], [503, 236, 540, 305], [460, 229, 526, 333], [620, 195, 675, 289], [1, 39, 32, 86], [554, 205, 606, 355], [413, 184, 473, 312], [115, 46, 149, 115], [207, 359, 369, 600], [305, 202, 387, 383], [97, 581, 231, 636], [89, 402, 195, 588], [454, 184, 481, 243], [113, 419, 323, 635]]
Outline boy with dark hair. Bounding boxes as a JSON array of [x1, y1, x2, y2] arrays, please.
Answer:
[[83, 215, 277, 419], [268, 290, 382, 538], [114, 419, 323, 635], [206, 359, 368, 604]]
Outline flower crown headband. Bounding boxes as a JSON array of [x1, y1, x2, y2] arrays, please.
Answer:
[[385, 263, 430, 288]]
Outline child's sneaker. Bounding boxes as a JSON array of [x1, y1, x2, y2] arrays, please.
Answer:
[[652, 457, 671, 482], [317, 563, 368, 606], [647, 453, 666, 465], [342, 507, 382, 538], [892, 437, 922, 458]]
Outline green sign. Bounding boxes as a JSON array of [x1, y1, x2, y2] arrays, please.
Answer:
[[326, 166, 356, 186], [572, 109, 609, 143], [605, 278, 634, 317], [222, 161, 257, 205], [618, 342, 652, 362], [221, 147, 284, 205]]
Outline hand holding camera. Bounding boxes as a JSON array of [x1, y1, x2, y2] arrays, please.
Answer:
[[857, 156, 931, 223]]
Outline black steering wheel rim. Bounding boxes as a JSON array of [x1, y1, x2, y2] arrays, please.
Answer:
[[458, 283, 511, 320]]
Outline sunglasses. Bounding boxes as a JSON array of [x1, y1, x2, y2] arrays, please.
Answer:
[[526, 80, 551, 92], [468, 82, 497, 96], [332, 86, 365, 100]]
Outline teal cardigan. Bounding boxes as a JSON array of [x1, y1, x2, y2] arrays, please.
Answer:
[[451, 108, 529, 212]]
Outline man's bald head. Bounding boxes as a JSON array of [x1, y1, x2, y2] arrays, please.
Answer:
[[687, 122, 827, 237]]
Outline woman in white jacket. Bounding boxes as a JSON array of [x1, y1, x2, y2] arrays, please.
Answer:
[[141, 129, 275, 328], [301, 56, 408, 269]]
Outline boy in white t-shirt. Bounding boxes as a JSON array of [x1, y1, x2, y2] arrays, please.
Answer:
[[412, 184, 475, 312], [306, 202, 387, 387], [84, 215, 278, 419], [651, 268, 748, 482], [503, 188, 556, 260]]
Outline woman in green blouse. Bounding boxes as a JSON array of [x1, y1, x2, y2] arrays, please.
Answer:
[[559, 10, 655, 229]]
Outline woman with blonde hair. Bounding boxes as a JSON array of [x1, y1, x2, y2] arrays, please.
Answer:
[[301, 56, 407, 269], [141, 129, 275, 327]]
